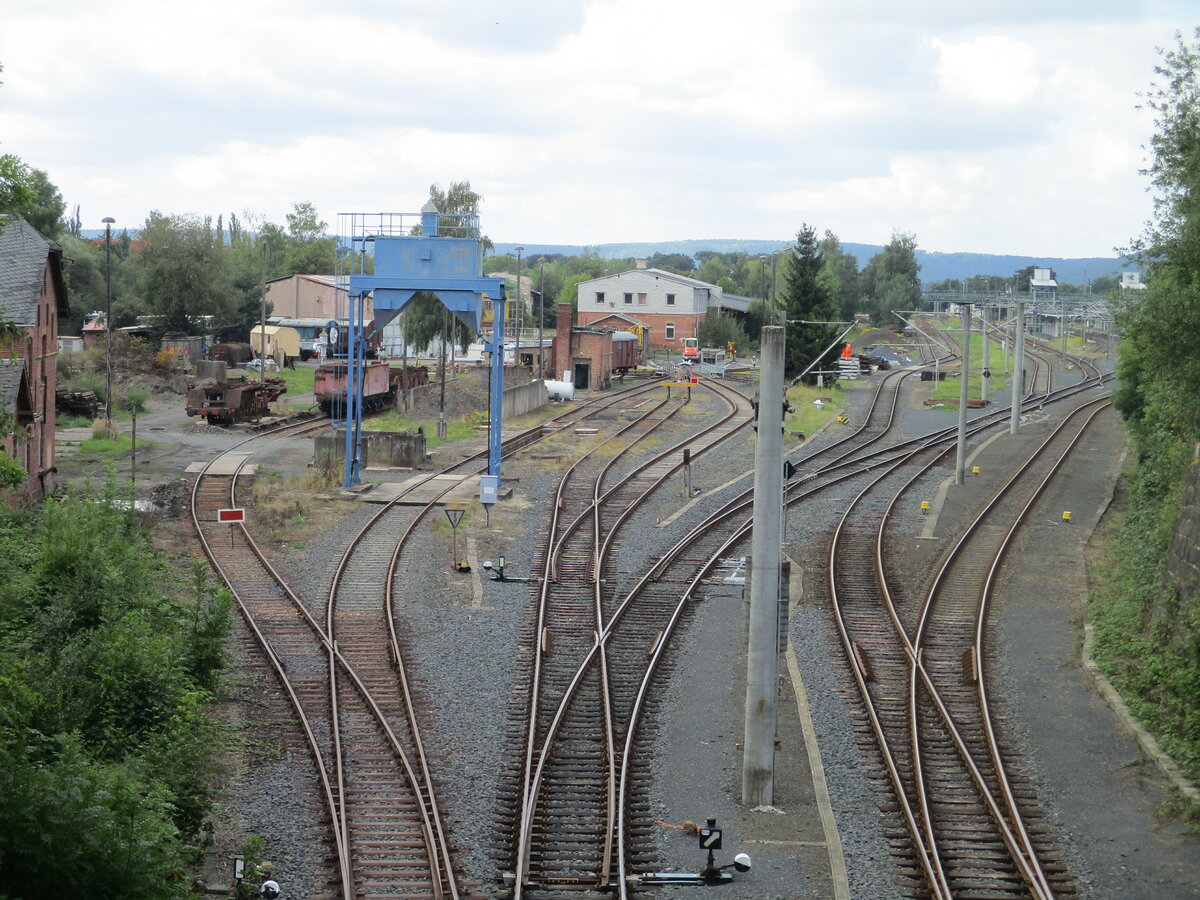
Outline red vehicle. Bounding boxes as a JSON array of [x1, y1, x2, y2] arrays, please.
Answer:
[[682, 337, 700, 360], [313, 360, 430, 416], [611, 331, 639, 375]]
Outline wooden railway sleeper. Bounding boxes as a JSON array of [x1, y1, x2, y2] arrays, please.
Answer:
[[962, 647, 978, 686]]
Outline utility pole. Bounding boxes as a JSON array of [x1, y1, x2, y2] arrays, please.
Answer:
[[515, 246, 524, 364], [1061, 293, 1068, 365], [1010, 300, 1026, 436], [102, 217, 115, 429], [981, 305, 991, 405], [743, 325, 784, 807], [260, 235, 268, 386], [955, 304, 971, 485]]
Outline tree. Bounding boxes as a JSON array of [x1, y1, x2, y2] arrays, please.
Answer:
[[282, 201, 334, 275], [697, 310, 747, 351], [647, 252, 695, 275], [136, 211, 233, 333], [0, 154, 37, 234], [1102, 29, 1200, 784], [778, 224, 841, 380], [404, 182, 487, 352], [860, 231, 921, 325], [10, 166, 65, 237], [819, 230, 861, 321]]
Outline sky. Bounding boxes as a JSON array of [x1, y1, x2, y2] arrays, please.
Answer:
[[1, 1, 1194, 258]]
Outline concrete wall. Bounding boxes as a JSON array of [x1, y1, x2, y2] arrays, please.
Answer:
[[314, 430, 427, 469], [503, 379, 548, 419], [399, 366, 545, 421]]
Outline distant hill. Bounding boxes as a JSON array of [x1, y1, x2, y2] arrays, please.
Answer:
[[494, 240, 1131, 287], [78, 230, 1130, 286]]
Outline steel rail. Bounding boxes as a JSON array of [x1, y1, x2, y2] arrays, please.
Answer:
[[904, 397, 1111, 899], [512, 378, 754, 894], [513, 394, 683, 894]]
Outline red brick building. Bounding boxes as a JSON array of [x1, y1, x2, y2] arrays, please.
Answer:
[[574, 264, 748, 352], [0, 216, 68, 500], [550, 303, 613, 390]]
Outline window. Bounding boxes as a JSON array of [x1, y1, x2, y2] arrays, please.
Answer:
[[665, 323, 676, 340], [637, 293, 647, 305], [624, 293, 633, 304], [666, 293, 675, 306], [596, 291, 605, 303]]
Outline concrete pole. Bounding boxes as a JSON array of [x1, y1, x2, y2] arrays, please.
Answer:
[[1010, 301, 1026, 436], [743, 325, 784, 807], [488, 297, 507, 479], [981, 306, 991, 405], [954, 305, 971, 485]]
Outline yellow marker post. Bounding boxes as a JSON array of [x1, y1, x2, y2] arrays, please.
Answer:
[[972, 465, 981, 476], [1062, 511, 1072, 523], [920, 501, 931, 514]]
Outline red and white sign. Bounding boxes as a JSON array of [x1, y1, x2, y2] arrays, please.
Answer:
[[217, 508, 246, 523]]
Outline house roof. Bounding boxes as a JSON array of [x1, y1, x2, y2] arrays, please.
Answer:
[[577, 267, 718, 291], [584, 311, 646, 328], [267, 273, 342, 289], [0, 216, 67, 325]]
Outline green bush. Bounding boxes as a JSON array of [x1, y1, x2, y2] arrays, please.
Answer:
[[0, 488, 232, 896]]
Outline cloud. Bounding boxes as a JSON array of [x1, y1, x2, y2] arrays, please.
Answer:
[[931, 35, 1040, 106], [0, 0, 1185, 256]]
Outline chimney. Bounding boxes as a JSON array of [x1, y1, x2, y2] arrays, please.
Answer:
[[635, 258, 648, 269], [553, 303, 575, 377]]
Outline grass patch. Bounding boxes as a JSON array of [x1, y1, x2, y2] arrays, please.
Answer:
[[274, 366, 316, 396], [365, 411, 482, 448], [57, 412, 94, 429], [921, 329, 1014, 403], [249, 465, 347, 539], [786, 383, 843, 436], [77, 434, 164, 458]]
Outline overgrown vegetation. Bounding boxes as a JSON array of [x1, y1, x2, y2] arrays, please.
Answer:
[[0, 483, 232, 897], [1097, 30, 1200, 787]]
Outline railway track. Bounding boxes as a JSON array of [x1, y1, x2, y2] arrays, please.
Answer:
[[191, 380, 674, 898], [826, 387, 1111, 897], [503, 378, 756, 897]]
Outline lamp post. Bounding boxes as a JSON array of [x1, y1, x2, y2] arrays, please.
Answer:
[[537, 257, 546, 379], [102, 217, 115, 427]]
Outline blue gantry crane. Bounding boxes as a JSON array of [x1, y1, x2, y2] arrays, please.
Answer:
[[336, 202, 508, 499]]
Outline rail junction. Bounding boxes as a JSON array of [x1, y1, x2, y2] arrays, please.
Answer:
[[179, 317, 1196, 899]]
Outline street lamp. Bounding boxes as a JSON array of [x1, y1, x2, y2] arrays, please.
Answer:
[[537, 257, 546, 379], [515, 246, 524, 362], [102, 217, 115, 427]]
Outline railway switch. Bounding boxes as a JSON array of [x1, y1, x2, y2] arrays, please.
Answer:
[[636, 817, 752, 886]]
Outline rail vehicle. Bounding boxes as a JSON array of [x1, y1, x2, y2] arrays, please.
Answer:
[[208, 342, 256, 366], [185, 378, 287, 425], [682, 336, 700, 361], [313, 360, 430, 416], [611, 330, 639, 375]]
